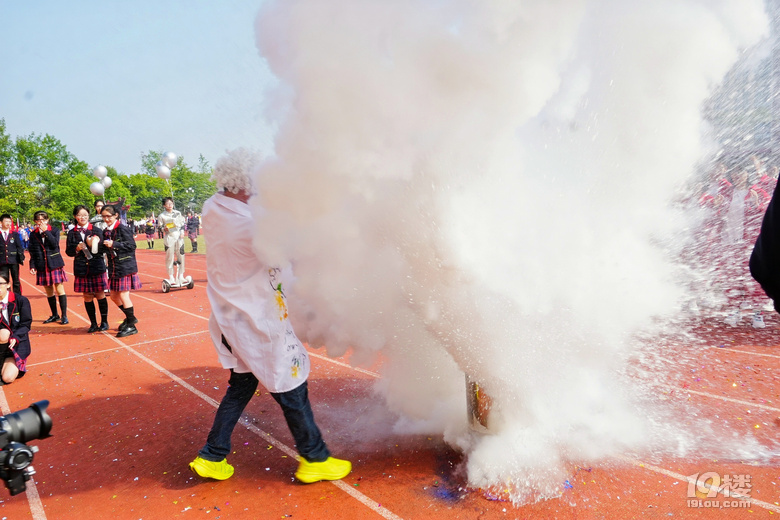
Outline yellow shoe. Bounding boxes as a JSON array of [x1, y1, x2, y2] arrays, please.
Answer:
[[189, 456, 234, 480], [295, 456, 352, 483]]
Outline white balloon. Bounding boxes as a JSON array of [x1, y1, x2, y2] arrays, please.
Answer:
[[93, 165, 108, 179], [162, 151, 178, 169], [89, 181, 105, 196], [156, 161, 171, 179], [101, 176, 112, 188]]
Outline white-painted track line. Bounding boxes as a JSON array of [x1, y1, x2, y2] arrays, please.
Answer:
[[13, 249, 780, 516]]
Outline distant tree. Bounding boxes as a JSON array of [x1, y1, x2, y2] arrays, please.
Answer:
[[196, 154, 211, 174], [0, 179, 37, 224], [0, 119, 12, 186], [0, 128, 215, 224], [6, 132, 88, 221], [124, 171, 170, 218]]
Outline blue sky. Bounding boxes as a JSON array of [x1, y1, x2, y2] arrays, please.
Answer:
[[0, 1, 277, 175]]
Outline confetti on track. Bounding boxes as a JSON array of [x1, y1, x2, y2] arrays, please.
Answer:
[[3, 242, 780, 519]]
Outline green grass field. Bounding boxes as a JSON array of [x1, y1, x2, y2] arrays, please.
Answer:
[[135, 233, 207, 255]]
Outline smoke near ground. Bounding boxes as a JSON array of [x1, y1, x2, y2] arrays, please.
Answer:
[[248, 0, 768, 503]]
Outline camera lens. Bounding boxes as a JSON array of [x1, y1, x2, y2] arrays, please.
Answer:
[[6, 445, 34, 470], [0, 401, 52, 444]]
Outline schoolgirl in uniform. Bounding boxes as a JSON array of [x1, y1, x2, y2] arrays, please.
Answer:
[[0, 269, 31, 384], [101, 205, 141, 338], [28, 210, 69, 324], [66, 205, 110, 333], [145, 218, 156, 249]]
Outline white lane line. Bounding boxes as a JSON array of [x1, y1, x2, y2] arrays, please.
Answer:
[[135, 256, 208, 273], [616, 455, 780, 513], [308, 352, 380, 378], [21, 271, 780, 517], [669, 386, 780, 413], [330, 480, 405, 520], [27, 331, 210, 367], [706, 345, 780, 360], [0, 392, 47, 520], [135, 273, 208, 292], [20, 277, 402, 518], [100, 333, 406, 520], [130, 293, 210, 321]]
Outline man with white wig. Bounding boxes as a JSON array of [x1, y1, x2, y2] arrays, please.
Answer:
[[189, 148, 351, 484]]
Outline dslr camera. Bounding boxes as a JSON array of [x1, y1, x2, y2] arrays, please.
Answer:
[[0, 401, 52, 495]]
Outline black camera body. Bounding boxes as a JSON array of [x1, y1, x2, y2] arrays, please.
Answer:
[[0, 401, 52, 495]]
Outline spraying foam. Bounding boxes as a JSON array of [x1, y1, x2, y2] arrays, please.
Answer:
[[248, 0, 768, 503]]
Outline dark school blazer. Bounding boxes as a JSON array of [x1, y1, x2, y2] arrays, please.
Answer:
[[0, 291, 32, 361], [28, 228, 65, 272], [65, 224, 107, 277], [102, 222, 138, 278], [0, 230, 25, 266]]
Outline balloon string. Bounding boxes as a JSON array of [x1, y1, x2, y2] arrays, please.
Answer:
[[166, 179, 175, 204]]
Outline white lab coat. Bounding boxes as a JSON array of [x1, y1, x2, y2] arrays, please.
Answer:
[[202, 193, 310, 393]]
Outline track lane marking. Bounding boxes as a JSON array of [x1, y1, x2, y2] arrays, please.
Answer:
[[705, 344, 780, 360], [20, 275, 404, 518], [616, 455, 780, 513], [666, 386, 780, 413], [26, 331, 210, 367], [21, 267, 780, 515], [103, 333, 406, 520]]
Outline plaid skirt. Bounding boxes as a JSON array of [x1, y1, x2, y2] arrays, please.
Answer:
[[0, 344, 26, 374], [74, 272, 109, 293], [188, 230, 198, 240], [36, 267, 68, 287], [145, 232, 155, 239], [109, 273, 142, 292]]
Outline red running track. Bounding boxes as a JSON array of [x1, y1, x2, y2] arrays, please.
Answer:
[[1, 239, 780, 519]]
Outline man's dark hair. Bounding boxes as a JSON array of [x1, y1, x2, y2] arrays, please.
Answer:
[[0, 214, 11, 222]]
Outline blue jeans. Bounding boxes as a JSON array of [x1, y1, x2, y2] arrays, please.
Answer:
[[198, 370, 330, 463]]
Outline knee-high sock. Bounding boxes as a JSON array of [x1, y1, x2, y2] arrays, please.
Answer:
[[47, 296, 58, 317], [123, 306, 136, 323], [58, 294, 68, 318], [98, 298, 109, 324], [85, 301, 97, 326]]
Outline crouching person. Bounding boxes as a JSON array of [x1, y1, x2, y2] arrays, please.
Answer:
[[0, 269, 31, 384]]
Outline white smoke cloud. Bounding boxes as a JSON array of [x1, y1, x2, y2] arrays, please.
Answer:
[[250, 0, 768, 502]]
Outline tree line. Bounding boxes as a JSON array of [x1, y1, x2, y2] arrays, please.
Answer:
[[0, 118, 216, 225]]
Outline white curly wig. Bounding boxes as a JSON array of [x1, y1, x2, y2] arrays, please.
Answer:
[[211, 147, 261, 194]]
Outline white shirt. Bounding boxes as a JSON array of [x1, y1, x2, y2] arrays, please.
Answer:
[[159, 209, 185, 235], [202, 193, 310, 393], [1, 294, 8, 324]]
